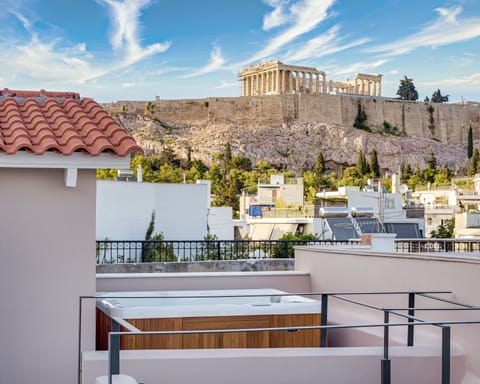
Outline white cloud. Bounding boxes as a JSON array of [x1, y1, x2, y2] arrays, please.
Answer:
[[418, 72, 480, 88], [100, 0, 171, 66], [246, 0, 336, 63], [263, 0, 290, 30], [9, 9, 32, 33], [215, 80, 239, 89], [326, 59, 388, 78], [184, 45, 226, 78], [0, 2, 170, 88], [0, 35, 105, 84], [369, 6, 480, 56], [285, 24, 368, 61]]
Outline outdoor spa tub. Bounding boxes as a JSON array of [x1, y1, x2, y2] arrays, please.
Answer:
[[96, 288, 321, 350]]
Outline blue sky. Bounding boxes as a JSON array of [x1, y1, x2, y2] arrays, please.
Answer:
[[0, 0, 479, 102]]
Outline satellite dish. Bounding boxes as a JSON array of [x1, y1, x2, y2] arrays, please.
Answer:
[[399, 184, 408, 194]]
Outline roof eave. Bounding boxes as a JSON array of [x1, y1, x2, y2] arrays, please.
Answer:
[[0, 151, 132, 188], [0, 151, 131, 169]]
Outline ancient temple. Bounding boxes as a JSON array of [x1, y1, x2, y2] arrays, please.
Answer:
[[240, 61, 382, 97]]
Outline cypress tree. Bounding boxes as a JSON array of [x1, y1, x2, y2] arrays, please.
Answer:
[[468, 126, 473, 159], [356, 151, 368, 175], [314, 151, 325, 189], [427, 150, 437, 170], [370, 149, 380, 177]]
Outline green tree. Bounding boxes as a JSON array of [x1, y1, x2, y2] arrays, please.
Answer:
[[314, 151, 325, 190], [143, 211, 176, 262], [339, 167, 364, 187], [353, 103, 370, 131], [468, 126, 473, 159], [272, 232, 319, 258], [356, 151, 369, 175], [96, 168, 117, 180], [423, 160, 436, 184], [397, 76, 418, 101], [369, 149, 380, 177], [427, 151, 437, 170], [231, 156, 252, 171], [401, 163, 413, 184], [430, 219, 454, 239], [434, 168, 451, 186], [144, 101, 155, 116], [469, 148, 479, 176], [431, 89, 449, 103]]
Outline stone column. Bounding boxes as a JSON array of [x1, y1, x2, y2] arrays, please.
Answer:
[[308, 73, 313, 94], [289, 71, 293, 93], [275, 68, 282, 95], [322, 74, 327, 93], [372, 81, 377, 97], [378, 80, 381, 97]]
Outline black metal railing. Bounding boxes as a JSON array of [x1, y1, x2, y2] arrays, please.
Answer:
[[78, 289, 480, 384], [395, 238, 480, 253], [95, 239, 357, 264]]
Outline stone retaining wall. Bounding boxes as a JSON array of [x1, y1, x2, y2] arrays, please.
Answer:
[[104, 94, 480, 145]]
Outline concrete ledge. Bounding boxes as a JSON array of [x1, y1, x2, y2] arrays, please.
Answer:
[[96, 270, 310, 293], [96, 259, 294, 274], [82, 346, 465, 384]]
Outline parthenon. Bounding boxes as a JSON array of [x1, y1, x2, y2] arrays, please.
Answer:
[[240, 61, 382, 97]]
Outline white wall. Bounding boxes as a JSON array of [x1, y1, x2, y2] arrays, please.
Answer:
[[0, 168, 96, 384], [347, 190, 405, 220], [295, 245, 480, 383], [97, 181, 210, 240], [208, 207, 234, 239]]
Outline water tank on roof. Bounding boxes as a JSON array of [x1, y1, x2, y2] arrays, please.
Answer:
[[319, 207, 349, 218], [118, 169, 134, 177], [350, 207, 375, 218]]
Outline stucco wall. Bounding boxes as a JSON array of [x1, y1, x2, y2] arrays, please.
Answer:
[[96, 180, 211, 240], [0, 168, 96, 384], [294, 246, 480, 382], [96, 271, 309, 293]]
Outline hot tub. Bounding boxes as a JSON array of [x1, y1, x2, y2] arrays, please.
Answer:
[[96, 289, 321, 350]]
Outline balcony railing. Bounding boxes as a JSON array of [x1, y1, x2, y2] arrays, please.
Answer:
[[95, 239, 356, 264], [395, 238, 480, 253]]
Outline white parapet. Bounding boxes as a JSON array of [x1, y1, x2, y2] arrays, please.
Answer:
[[95, 374, 138, 384]]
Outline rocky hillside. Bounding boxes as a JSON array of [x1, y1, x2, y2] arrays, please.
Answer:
[[116, 112, 471, 174]]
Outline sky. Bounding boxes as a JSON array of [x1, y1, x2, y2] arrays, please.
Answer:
[[0, 0, 479, 103]]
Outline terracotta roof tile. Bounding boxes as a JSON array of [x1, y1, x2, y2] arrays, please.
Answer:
[[0, 88, 143, 157]]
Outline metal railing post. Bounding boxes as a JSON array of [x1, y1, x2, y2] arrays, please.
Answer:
[[77, 296, 83, 384], [407, 292, 415, 346], [442, 326, 451, 384], [284, 241, 289, 258], [320, 294, 328, 347], [381, 310, 391, 384], [108, 319, 120, 384]]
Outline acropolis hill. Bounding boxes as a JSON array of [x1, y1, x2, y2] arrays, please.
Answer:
[[103, 62, 480, 173]]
